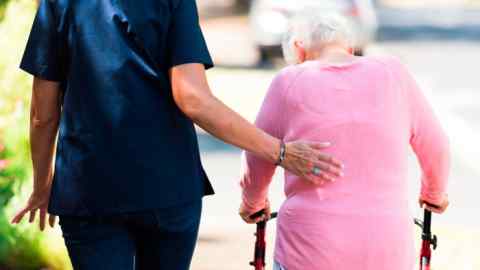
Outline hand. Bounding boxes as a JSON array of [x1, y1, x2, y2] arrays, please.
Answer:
[[11, 189, 56, 231], [419, 195, 449, 214], [239, 200, 271, 224], [281, 141, 344, 185]]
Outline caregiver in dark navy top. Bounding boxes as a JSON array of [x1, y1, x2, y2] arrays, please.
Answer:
[[11, 0, 344, 269]]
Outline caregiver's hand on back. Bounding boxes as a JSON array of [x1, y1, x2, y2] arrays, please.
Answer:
[[281, 141, 343, 184], [170, 63, 343, 184]]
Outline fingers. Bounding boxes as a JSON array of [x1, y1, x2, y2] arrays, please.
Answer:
[[240, 204, 271, 224], [11, 207, 30, 225], [443, 200, 450, 213], [39, 209, 47, 231], [11, 206, 55, 230], [311, 172, 333, 183], [49, 215, 57, 228], [419, 199, 449, 214], [244, 211, 268, 224], [252, 215, 267, 223], [304, 163, 341, 185], [432, 201, 449, 214], [308, 142, 331, 149], [239, 209, 257, 224], [29, 209, 37, 223], [241, 214, 261, 224], [424, 202, 445, 214], [302, 173, 326, 185], [308, 142, 343, 168], [283, 140, 344, 186], [241, 216, 253, 224], [317, 153, 343, 169], [313, 162, 343, 178], [264, 202, 272, 220], [424, 205, 442, 214], [303, 141, 343, 168]]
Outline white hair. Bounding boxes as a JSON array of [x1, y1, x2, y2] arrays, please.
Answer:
[[282, 11, 353, 64]]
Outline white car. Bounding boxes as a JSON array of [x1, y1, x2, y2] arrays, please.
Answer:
[[249, 0, 378, 60]]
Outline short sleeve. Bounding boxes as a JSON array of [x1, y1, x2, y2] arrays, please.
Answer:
[[20, 0, 68, 82], [167, 0, 213, 70]]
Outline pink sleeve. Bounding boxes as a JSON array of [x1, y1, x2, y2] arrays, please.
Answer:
[[240, 69, 291, 213], [397, 60, 450, 205]]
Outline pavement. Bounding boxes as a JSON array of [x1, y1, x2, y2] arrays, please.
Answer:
[[191, 5, 480, 270]]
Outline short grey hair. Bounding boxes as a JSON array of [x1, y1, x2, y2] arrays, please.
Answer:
[[282, 11, 353, 64]]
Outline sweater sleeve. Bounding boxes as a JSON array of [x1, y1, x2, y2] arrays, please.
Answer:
[[240, 69, 291, 213], [397, 60, 450, 205]]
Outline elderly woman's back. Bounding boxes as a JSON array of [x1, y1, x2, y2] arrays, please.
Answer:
[[279, 55, 448, 213], [240, 12, 449, 270], [241, 55, 449, 270]]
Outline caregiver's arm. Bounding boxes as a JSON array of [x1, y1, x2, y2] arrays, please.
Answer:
[[239, 69, 344, 223], [238, 71, 301, 223], [239, 73, 287, 224], [12, 77, 61, 229], [171, 63, 343, 184], [401, 64, 450, 214]]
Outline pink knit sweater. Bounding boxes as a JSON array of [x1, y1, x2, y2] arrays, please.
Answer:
[[240, 56, 449, 270]]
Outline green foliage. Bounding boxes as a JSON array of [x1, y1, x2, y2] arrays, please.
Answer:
[[0, 1, 71, 269], [0, 121, 46, 270], [0, 0, 9, 20]]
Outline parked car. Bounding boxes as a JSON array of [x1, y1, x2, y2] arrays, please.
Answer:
[[249, 0, 378, 61]]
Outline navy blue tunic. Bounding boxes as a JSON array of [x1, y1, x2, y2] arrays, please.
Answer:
[[21, 0, 215, 216]]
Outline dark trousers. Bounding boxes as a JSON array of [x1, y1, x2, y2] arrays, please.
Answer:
[[59, 200, 202, 270]]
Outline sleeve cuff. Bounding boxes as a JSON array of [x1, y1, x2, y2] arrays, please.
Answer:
[[420, 191, 446, 206], [169, 57, 214, 71], [241, 198, 267, 214], [20, 61, 64, 82], [241, 189, 269, 214]]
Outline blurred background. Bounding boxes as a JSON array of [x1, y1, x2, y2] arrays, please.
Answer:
[[0, 0, 479, 269]]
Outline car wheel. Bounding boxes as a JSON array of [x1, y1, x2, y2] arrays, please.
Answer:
[[234, 0, 252, 10], [259, 46, 271, 63], [353, 48, 364, 56], [257, 46, 282, 66]]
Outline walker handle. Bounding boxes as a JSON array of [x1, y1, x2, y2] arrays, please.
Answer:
[[250, 210, 278, 222]]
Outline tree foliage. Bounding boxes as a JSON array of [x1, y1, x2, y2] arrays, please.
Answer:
[[0, 1, 71, 269], [0, 0, 10, 20]]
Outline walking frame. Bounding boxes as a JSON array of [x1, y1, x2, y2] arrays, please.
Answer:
[[249, 207, 438, 270]]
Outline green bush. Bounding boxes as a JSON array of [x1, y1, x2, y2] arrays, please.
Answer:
[[0, 126, 46, 270], [0, 1, 71, 269], [0, 0, 9, 20]]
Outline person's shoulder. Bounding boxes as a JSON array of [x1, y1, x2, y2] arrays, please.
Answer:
[[265, 64, 308, 102], [366, 55, 407, 70], [48, 0, 69, 9], [45, 0, 70, 18], [275, 64, 308, 82], [362, 55, 415, 82]]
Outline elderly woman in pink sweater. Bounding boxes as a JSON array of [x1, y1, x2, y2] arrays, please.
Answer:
[[239, 13, 450, 270]]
